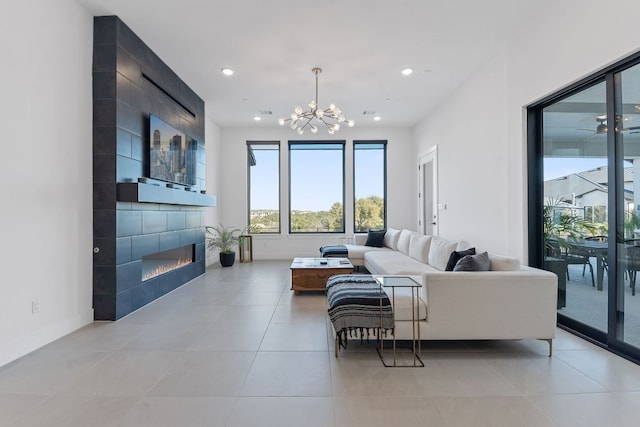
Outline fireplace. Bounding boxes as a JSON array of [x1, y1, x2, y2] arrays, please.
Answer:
[[141, 245, 195, 281]]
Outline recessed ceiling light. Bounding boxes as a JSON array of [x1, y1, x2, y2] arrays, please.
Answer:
[[373, 116, 381, 121], [221, 67, 234, 76], [253, 116, 261, 121], [401, 67, 414, 76]]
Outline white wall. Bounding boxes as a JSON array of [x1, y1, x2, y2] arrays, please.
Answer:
[[216, 126, 414, 259], [414, 49, 510, 253], [414, 0, 640, 261], [0, 0, 94, 366]]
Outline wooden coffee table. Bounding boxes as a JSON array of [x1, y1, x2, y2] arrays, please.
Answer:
[[290, 257, 353, 294]]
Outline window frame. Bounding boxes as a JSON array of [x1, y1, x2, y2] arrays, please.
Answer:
[[353, 140, 387, 233], [247, 141, 281, 234], [288, 140, 346, 234]]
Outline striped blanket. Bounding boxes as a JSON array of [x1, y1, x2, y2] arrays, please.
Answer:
[[326, 274, 394, 349]]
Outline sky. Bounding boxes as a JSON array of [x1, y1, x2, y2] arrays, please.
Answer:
[[250, 146, 384, 212], [544, 158, 608, 181]]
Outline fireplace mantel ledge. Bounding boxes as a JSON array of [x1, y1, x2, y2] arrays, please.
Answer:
[[117, 182, 216, 207]]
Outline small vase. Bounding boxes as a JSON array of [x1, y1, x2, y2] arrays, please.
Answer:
[[220, 251, 236, 267]]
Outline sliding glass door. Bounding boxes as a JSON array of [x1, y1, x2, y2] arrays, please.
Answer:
[[617, 63, 640, 350], [542, 80, 608, 333], [530, 53, 640, 361]]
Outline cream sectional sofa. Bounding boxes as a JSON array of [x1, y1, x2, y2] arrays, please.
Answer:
[[334, 228, 558, 356]]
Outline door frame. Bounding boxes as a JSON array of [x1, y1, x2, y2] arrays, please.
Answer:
[[418, 145, 438, 236]]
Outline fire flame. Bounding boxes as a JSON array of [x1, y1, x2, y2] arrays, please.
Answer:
[[142, 257, 192, 281]]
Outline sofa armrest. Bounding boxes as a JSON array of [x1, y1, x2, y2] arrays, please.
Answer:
[[353, 234, 367, 245], [420, 268, 558, 340]]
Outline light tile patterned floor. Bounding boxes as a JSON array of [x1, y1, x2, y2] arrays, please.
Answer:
[[1, 260, 640, 426]]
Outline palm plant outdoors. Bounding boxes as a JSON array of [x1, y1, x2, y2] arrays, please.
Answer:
[[543, 197, 599, 256]]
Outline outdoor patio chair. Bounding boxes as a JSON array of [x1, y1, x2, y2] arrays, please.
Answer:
[[563, 244, 596, 288], [624, 245, 640, 296], [548, 239, 596, 287], [585, 235, 608, 275]]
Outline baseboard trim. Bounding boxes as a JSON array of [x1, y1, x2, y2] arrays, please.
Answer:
[[0, 310, 93, 367]]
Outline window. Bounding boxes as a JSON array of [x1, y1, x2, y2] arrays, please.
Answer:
[[353, 141, 387, 232], [289, 141, 344, 233], [584, 206, 607, 223], [247, 142, 280, 233]]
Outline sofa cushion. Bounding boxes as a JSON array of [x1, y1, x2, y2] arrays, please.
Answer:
[[453, 251, 491, 271], [409, 234, 432, 263], [489, 253, 521, 271], [365, 250, 437, 276], [445, 247, 476, 271], [344, 244, 389, 261], [383, 228, 401, 250], [396, 229, 413, 254], [365, 229, 386, 247], [428, 236, 459, 271]]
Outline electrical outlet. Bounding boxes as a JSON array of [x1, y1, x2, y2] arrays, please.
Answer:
[[31, 300, 39, 314]]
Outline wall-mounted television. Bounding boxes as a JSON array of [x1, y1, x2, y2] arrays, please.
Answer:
[[149, 114, 197, 186]]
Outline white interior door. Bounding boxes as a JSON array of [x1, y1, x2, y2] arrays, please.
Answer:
[[418, 147, 438, 235]]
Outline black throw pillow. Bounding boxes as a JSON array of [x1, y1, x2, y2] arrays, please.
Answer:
[[445, 247, 476, 271], [365, 229, 386, 247]]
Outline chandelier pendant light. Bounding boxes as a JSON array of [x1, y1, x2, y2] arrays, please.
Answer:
[[278, 67, 354, 135]]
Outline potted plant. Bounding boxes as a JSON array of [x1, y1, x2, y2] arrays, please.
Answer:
[[206, 224, 242, 267]]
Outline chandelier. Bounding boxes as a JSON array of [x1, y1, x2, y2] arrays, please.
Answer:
[[278, 67, 354, 135]]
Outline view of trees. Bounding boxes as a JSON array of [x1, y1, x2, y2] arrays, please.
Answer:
[[290, 202, 343, 232], [249, 195, 384, 233], [354, 195, 384, 232], [248, 210, 280, 233]]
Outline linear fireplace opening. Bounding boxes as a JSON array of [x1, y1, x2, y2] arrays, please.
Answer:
[[141, 245, 195, 281]]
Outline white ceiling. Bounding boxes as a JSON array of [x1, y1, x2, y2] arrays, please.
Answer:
[[76, 0, 554, 128]]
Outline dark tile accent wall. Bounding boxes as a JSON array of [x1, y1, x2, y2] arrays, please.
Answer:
[[92, 16, 208, 320]]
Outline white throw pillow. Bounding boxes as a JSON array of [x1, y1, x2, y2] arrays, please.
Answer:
[[428, 236, 459, 271], [409, 234, 432, 263], [489, 253, 521, 271], [383, 228, 401, 250], [396, 229, 413, 254]]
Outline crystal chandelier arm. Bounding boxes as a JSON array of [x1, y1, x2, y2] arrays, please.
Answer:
[[299, 118, 312, 130], [278, 67, 353, 133], [318, 117, 332, 129]]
